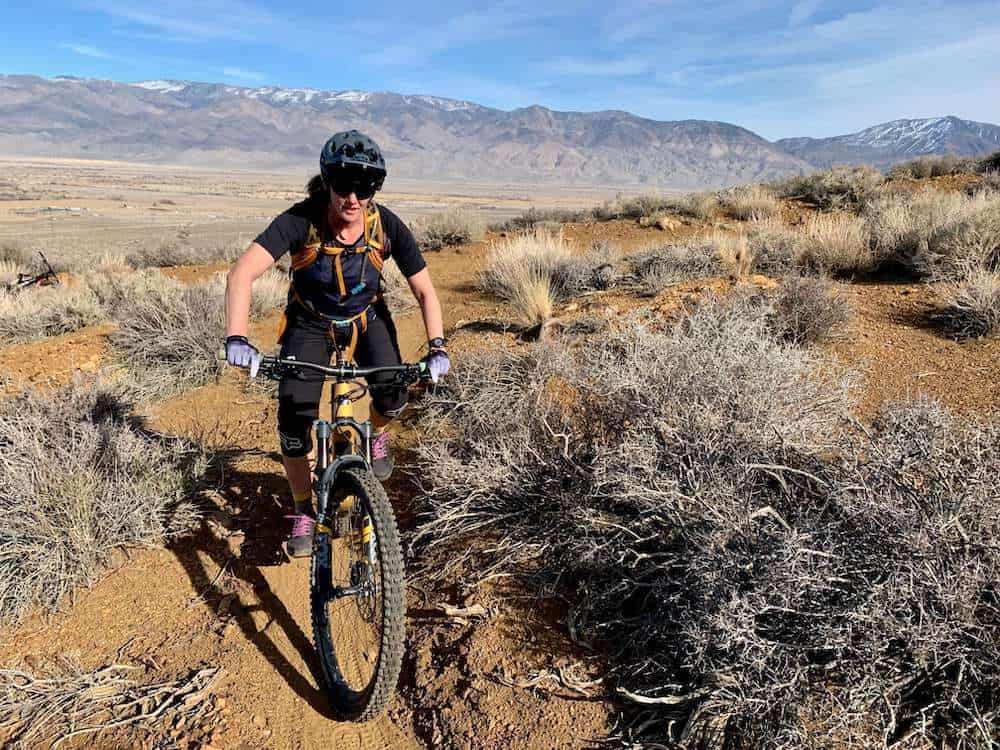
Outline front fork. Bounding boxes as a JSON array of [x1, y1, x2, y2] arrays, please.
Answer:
[[312, 421, 376, 596]]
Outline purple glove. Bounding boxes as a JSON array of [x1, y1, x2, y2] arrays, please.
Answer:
[[225, 335, 261, 377], [423, 349, 450, 384]]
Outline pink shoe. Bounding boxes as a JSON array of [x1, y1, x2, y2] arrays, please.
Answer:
[[371, 430, 393, 481], [284, 513, 314, 558]]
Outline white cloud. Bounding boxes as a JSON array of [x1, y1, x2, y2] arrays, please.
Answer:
[[222, 66, 266, 82], [82, 0, 312, 43], [59, 42, 115, 59], [370, 2, 566, 67], [547, 56, 651, 76]]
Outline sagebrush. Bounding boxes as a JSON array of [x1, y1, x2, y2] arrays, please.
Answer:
[[412, 302, 1000, 748], [0, 378, 206, 625]]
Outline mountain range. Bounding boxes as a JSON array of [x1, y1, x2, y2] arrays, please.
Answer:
[[1, 74, 998, 189]]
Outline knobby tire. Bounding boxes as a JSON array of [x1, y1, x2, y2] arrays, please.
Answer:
[[309, 465, 405, 721]]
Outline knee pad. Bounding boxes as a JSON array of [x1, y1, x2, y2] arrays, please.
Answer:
[[278, 428, 312, 458], [370, 386, 408, 420]]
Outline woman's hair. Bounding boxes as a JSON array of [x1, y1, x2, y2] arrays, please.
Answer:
[[306, 173, 327, 197]]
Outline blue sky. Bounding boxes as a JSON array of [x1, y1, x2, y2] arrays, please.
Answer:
[[2, 0, 999, 139]]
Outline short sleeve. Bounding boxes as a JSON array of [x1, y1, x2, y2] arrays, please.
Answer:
[[378, 205, 426, 278], [254, 199, 316, 260]]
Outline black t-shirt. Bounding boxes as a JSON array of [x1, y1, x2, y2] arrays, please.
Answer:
[[254, 195, 426, 278]]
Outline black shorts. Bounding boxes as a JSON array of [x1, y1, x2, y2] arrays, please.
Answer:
[[276, 301, 406, 457]]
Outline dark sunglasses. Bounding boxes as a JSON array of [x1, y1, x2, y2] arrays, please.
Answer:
[[329, 175, 379, 200]]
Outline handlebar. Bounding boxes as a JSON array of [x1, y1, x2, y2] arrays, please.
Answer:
[[218, 351, 429, 384]]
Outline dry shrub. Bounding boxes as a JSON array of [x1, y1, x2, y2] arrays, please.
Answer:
[[0, 243, 30, 266], [709, 231, 755, 278], [593, 194, 678, 222], [104, 269, 283, 399], [887, 154, 975, 180], [490, 207, 590, 232], [795, 213, 872, 274], [973, 170, 1000, 194], [0, 660, 219, 748], [746, 218, 799, 276], [672, 191, 719, 221], [866, 189, 1000, 278], [625, 243, 719, 295], [126, 237, 242, 269], [934, 267, 1000, 339], [0, 378, 206, 625], [0, 283, 104, 345], [478, 231, 616, 325], [920, 198, 1000, 280], [979, 150, 1000, 174], [479, 231, 571, 327], [411, 302, 1000, 748], [722, 185, 780, 221], [774, 166, 882, 211], [770, 273, 852, 345], [381, 262, 418, 317], [413, 209, 487, 250], [126, 241, 202, 268], [109, 280, 225, 399], [85, 268, 182, 320]]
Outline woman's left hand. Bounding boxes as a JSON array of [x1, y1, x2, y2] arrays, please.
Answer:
[[423, 349, 450, 383]]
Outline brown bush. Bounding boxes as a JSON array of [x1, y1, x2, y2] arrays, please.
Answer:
[[722, 185, 781, 221]]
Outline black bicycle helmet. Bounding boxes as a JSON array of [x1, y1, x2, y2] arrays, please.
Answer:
[[320, 130, 386, 188]]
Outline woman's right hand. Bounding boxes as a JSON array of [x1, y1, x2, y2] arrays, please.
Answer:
[[225, 335, 261, 377]]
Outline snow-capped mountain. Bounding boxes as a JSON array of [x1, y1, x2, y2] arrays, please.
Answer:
[[0, 74, 811, 188], [776, 116, 1000, 170], [130, 79, 483, 113]]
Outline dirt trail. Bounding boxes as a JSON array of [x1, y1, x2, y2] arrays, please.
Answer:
[[2, 219, 999, 749]]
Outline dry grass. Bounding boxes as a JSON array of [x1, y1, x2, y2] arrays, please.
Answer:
[[794, 213, 871, 274], [412, 209, 487, 250], [709, 230, 755, 278], [722, 185, 781, 221], [0, 659, 220, 749], [0, 243, 30, 266], [0, 378, 206, 626], [672, 191, 719, 221], [745, 218, 799, 276], [478, 231, 588, 327], [0, 283, 104, 346], [865, 188, 1000, 278], [934, 267, 1000, 339]]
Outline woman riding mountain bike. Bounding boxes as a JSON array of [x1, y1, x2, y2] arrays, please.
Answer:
[[223, 130, 450, 558]]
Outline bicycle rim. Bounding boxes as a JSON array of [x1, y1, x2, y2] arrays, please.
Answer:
[[310, 466, 405, 721]]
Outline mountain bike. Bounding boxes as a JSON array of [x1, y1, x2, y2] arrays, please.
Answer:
[[251, 349, 429, 721], [3, 251, 59, 292]]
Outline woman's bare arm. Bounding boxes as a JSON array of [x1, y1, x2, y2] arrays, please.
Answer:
[[225, 242, 278, 338], [405, 268, 444, 343]]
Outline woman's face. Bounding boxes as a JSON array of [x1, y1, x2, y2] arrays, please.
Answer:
[[329, 188, 369, 224]]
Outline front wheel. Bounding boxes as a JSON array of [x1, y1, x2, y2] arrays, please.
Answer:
[[310, 465, 405, 721]]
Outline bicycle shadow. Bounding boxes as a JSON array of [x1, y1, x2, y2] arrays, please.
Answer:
[[169, 449, 336, 718]]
